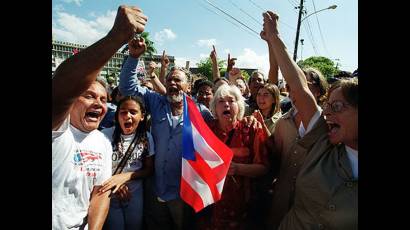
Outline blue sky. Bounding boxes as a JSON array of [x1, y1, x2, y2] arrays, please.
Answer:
[[52, 0, 357, 74]]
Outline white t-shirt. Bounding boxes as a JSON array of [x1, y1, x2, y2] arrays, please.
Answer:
[[52, 117, 112, 230], [102, 127, 155, 192]]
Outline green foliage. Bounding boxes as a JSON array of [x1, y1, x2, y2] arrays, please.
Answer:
[[105, 73, 116, 85], [240, 70, 250, 81], [297, 56, 340, 79], [140, 32, 156, 57], [196, 57, 226, 81], [121, 31, 157, 57]]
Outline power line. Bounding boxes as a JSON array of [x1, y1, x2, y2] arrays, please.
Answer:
[[311, 0, 330, 57], [228, 0, 262, 26], [280, 20, 297, 31], [292, 0, 300, 6], [247, 0, 265, 11], [303, 17, 318, 55], [197, 0, 260, 39], [230, 0, 297, 31], [286, 0, 297, 8], [203, 0, 260, 36], [306, 18, 319, 55]]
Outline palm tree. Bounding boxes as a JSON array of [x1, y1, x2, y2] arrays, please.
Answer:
[[120, 31, 156, 57]]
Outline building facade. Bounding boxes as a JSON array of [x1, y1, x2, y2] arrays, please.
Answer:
[[52, 40, 175, 83]]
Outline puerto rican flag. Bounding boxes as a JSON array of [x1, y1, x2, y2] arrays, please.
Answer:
[[180, 94, 233, 212]]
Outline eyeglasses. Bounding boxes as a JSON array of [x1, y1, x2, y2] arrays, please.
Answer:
[[323, 100, 351, 113]]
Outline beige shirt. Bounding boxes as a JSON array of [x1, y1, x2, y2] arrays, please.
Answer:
[[267, 108, 329, 229], [279, 140, 358, 230], [264, 111, 282, 136]]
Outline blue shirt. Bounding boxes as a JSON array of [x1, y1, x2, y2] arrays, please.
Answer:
[[119, 57, 213, 201], [98, 102, 117, 130]]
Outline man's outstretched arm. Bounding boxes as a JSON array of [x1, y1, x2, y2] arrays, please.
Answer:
[[52, 5, 147, 130]]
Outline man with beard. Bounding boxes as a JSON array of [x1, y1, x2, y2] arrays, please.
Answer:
[[52, 5, 147, 230], [119, 38, 213, 230]]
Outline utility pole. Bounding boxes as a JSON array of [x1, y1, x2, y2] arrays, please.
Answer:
[[300, 39, 304, 60], [293, 0, 305, 61]]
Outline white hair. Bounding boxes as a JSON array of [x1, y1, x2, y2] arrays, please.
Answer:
[[210, 84, 245, 120]]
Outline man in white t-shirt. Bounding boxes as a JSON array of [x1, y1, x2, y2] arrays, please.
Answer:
[[52, 5, 148, 230]]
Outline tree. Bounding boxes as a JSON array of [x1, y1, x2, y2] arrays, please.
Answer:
[[297, 56, 340, 79], [120, 31, 156, 57], [240, 70, 250, 81], [140, 32, 156, 57], [196, 57, 225, 81]]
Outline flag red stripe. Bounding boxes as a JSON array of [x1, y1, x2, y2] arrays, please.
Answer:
[[180, 177, 205, 212], [188, 152, 225, 202], [186, 97, 232, 164]]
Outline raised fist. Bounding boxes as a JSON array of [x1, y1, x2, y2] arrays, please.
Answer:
[[109, 5, 148, 44], [128, 36, 147, 58], [262, 11, 279, 38]]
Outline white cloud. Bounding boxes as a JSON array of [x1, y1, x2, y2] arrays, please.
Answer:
[[235, 48, 269, 76], [199, 53, 208, 59], [90, 10, 116, 31], [154, 29, 177, 45], [63, 0, 83, 6], [196, 39, 217, 48], [52, 10, 116, 45]]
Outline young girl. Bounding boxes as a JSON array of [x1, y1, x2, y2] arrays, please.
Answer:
[[254, 83, 282, 136], [100, 96, 155, 230]]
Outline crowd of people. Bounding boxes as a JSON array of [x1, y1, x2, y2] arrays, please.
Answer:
[[52, 5, 358, 230]]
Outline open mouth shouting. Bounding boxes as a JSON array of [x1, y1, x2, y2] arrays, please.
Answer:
[[222, 109, 232, 120], [121, 120, 136, 135], [327, 120, 341, 141], [85, 110, 102, 122], [167, 87, 183, 103]]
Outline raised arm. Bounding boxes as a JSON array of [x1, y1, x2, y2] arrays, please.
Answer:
[[118, 37, 147, 97], [149, 73, 167, 95], [260, 31, 279, 85], [159, 50, 170, 85], [52, 5, 147, 130], [262, 11, 317, 128], [147, 62, 167, 94], [226, 53, 237, 75], [210, 45, 221, 81]]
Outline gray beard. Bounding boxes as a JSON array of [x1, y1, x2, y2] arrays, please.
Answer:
[[167, 92, 183, 103]]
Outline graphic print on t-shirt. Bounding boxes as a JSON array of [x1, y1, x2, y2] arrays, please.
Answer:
[[73, 149, 104, 178], [111, 143, 146, 172]]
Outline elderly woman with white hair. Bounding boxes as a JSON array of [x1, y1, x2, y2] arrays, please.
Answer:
[[201, 84, 269, 229]]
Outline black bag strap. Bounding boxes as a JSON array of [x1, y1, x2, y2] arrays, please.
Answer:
[[225, 129, 235, 146], [113, 134, 139, 175]]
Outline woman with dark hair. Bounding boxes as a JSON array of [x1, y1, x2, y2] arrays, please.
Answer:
[[254, 83, 282, 136], [262, 11, 358, 229], [100, 96, 155, 230]]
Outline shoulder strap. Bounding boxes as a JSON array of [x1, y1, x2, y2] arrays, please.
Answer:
[[225, 128, 235, 146], [113, 134, 139, 175]]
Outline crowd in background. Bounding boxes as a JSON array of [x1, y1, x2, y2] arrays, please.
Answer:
[[52, 5, 358, 230]]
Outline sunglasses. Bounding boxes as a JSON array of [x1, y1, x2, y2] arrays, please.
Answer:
[[323, 100, 351, 113]]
